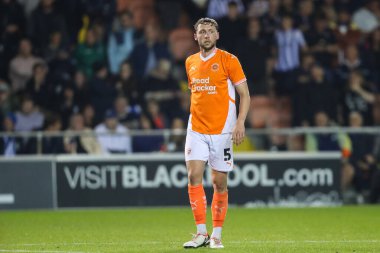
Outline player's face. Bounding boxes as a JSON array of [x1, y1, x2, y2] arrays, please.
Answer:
[[195, 23, 219, 51]]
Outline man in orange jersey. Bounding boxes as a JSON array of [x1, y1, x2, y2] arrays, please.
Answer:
[[183, 17, 250, 249]]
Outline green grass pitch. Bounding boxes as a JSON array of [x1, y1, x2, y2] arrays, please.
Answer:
[[1, 206, 380, 253]]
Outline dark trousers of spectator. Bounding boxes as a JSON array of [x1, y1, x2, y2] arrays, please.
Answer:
[[273, 69, 297, 96], [369, 168, 380, 204]]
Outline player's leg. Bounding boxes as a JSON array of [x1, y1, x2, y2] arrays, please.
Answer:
[[183, 130, 210, 248], [208, 133, 233, 249], [210, 169, 228, 249], [187, 160, 207, 234]]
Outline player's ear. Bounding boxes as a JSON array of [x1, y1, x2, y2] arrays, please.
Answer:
[[216, 31, 219, 40], [194, 33, 198, 41]]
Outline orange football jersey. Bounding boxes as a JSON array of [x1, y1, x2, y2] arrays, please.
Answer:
[[185, 48, 246, 134]]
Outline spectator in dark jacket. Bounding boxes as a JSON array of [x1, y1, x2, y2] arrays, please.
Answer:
[[0, 0, 25, 78], [217, 0, 246, 54], [343, 71, 375, 126], [28, 0, 67, 50], [41, 114, 65, 154], [235, 18, 270, 94], [0, 113, 35, 155], [25, 62, 50, 110], [128, 22, 171, 79], [89, 63, 117, 124], [348, 111, 376, 194]]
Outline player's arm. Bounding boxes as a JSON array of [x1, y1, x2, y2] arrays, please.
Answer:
[[233, 81, 250, 146]]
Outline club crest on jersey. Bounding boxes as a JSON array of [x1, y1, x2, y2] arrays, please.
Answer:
[[211, 63, 219, 72]]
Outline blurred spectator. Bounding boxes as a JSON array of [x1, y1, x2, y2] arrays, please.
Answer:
[[114, 96, 141, 129], [54, 0, 85, 43], [43, 31, 65, 63], [307, 65, 338, 123], [28, 0, 67, 50], [41, 114, 65, 154], [89, 62, 117, 124], [279, 0, 295, 16], [352, 0, 380, 33], [132, 113, 164, 152], [74, 29, 106, 78], [166, 117, 186, 152], [64, 113, 101, 154], [142, 59, 181, 112], [348, 111, 376, 195], [342, 71, 375, 126], [83, 0, 116, 31], [9, 39, 43, 92], [305, 112, 354, 192], [332, 8, 361, 49], [95, 109, 132, 154], [17, 0, 39, 17], [119, 0, 156, 30], [336, 45, 371, 85], [25, 62, 50, 110], [0, 81, 11, 128], [0, 114, 24, 156], [145, 99, 167, 129], [318, 0, 337, 25], [306, 111, 351, 156], [108, 11, 137, 74], [48, 48, 75, 87], [141, 59, 179, 101], [368, 28, 380, 90], [0, 0, 25, 78], [260, 0, 281, 37], [292, 53, 314, 125], [82, 104, 96, 128], [128, 22, 171, 79], [217, 0, 246, 54], [306, 15, 338, 67], [114, 61, 141, 105], [92, 20, 107, 45], [273, 15, 308, 96], [247, 0, 269, 18], [72, 70, 90, 110], [295, 0, 314, 33], [236, 18, 270, 94], [207, 0, 245, 19], [294, 64, 338, 126], [14, 97, 44, 131], [59, 85, 80, 130]]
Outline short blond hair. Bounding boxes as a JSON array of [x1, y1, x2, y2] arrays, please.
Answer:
[[193, 18, 219, 32]]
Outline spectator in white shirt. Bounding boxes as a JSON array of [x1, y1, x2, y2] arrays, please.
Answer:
[[95, 109, 132, 154]]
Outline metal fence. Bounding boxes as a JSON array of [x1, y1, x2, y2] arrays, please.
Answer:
[[1, 127, 380, 156]]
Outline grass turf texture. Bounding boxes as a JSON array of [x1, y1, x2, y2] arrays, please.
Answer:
[[1, 206, 380, 253]]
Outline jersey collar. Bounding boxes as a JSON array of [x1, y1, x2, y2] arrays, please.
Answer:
[[199, 47, 218, 62]]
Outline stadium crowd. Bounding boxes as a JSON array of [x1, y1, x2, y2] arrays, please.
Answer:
[[0, 0, 380, 201]]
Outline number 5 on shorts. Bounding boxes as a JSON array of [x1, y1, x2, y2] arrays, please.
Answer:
[[224, 148, 231, 161]]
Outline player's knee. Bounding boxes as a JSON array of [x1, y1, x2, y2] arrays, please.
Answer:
[[212, 180, 227, 193], [188, 170, 203, 186]]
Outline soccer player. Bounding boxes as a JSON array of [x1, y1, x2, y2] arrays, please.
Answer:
[[183, 18, 250, 249]]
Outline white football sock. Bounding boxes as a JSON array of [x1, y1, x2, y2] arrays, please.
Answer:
[[196, 224, 207, 235], [211, 227, 222, 239]]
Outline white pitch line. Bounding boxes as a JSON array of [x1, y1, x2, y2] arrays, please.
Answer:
[[0, 240, 379, 247]]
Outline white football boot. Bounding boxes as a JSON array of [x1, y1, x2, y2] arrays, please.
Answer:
[[183, 233, 210, 248], [209, 237, 224, 249]]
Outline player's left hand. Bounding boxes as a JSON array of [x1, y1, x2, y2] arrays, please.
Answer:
[[232, 121, 245, 146]]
